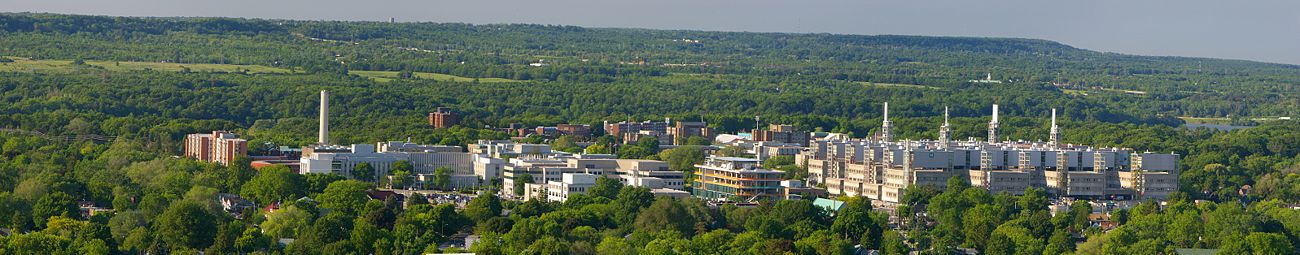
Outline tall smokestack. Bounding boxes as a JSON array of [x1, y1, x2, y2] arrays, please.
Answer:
[[319, 90, 329, 144]]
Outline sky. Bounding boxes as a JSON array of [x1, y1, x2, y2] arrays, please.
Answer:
[[3, 0, 1299, 65]]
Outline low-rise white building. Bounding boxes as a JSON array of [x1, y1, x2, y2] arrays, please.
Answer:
[[300, 142, 481, 188], [546, 173, 598, 202], [500, 154, 688, 201]]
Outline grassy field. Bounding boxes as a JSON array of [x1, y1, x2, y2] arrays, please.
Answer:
[[856, 81, 941, 90], [1061, 89, 1089, 96], [1180, 116, 1291, 124], [1058, 87, 1147, 97], [350, 70, 519, 83], [0, 56, 298, 74], [1179, 116, 1233, 125], [0, 57, 514, 83]]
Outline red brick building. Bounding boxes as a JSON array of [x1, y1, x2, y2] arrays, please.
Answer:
[[429, 107, 459, 129], [184, 131, 248, 166]]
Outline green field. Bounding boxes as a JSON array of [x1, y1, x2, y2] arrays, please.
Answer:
[[0, 57, 517, 83], [1179, 116, 1290, 124], [1058, 87, 1147, 97], [856, 81, 942, 90], [350, 70, 519, 83], [0, 56, 298, 74]]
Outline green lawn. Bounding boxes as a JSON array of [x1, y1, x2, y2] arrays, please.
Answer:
[[0, 56, 298, 74], [350, 70, 519, 83]]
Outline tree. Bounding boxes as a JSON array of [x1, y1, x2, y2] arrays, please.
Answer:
[[304, 173, 347, 195], [433, 166, 451, 190], [831, 197, 882, 248], [587, 176, 623, 200], [635, 198, 695, 236], [239, 165, 307, 206], [514, 173, 534, 197], [32, 192, 78, 228], [769, 199, 828, 227], [550, 135, 582, 153], [390, 160, 414, 189], [596, 236, 634, 255], [523, 236, 569, 255], [1044, 229, 1074, 255], [716, 145, 748, 157], [795, 230, 854, 255], [1222, 232, 1294, 255], [881, 230, 908, 255], [1068, 200, 1091, 232], [1018, 187, 1048, 215], [617, 146, 652, 159], [350, 220, 388, 255], [392, 160, 413, 174], [206, 221, 246, 254], [408, 193, 429, 205], [684, 136, 711, 146], [225, 156, 258, 194], [261, 205, 312, 239], [988, 224, 1044, 255], [962, 204, 1001, 251], [465, 193, 503, 222], [353, 162, 375, 182], [366, 196, 402, 229], [636, 136, 660, 153], [763, 155, 795, 168], [235, 225, 273, 253], [659, 146, 707, 172], [2, 232, 75, 254], [613, 187, 655, 227], [584, 143, 610, 154], [156, 201, 218, 250], [317, 180, 372, 216], [108, 210, 147, 243], [295, 212, 354, 251]]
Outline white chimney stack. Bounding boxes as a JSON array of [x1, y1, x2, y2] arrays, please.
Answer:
[[319, 90, 329, 144]]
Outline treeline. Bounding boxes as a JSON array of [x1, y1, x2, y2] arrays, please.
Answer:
[[2, 13, 1299, 117]]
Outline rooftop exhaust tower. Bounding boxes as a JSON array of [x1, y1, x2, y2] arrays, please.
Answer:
[[319, 90, 329, 144], [1050, 108, 1059, 148], [881, 102, 893, 142], [939, 106, 952, 148], [988, 104, 999, 143]]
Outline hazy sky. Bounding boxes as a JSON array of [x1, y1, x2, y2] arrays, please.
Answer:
[[4, 0, 1299, 65]]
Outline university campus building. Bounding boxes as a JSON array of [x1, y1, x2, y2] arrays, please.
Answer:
[[799, 104, 1180, 203]]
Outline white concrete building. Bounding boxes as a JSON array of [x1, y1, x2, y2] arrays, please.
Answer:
[[803, 105, 1181, 203], [546, 173, 598, 202], [500, 155, 688, 200], [300, 142, 482, 189]]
